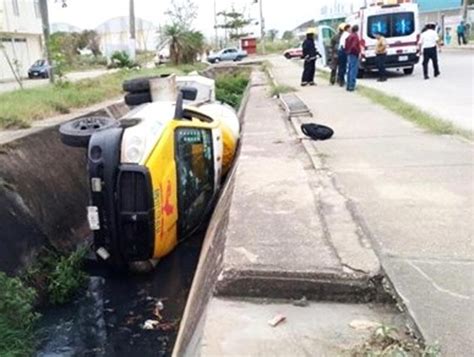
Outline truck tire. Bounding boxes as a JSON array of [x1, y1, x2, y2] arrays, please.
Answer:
[[403, 67, 414, 75], [59, 116, 119, 148], [122, 76, 157, 92], [357, 69, 365, 79], [284, 53, 291, 59], [124, 91, 152, 106]]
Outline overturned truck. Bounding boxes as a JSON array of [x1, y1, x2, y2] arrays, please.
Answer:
[[60, 74, 240, 271]]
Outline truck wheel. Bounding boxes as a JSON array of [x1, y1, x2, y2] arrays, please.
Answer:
[[122, 76, 159, 92], [124, 91, 152, 106], [59, 116, 118, 148], [403, 67, 414, 75], [357, 69, 365, 79], [284, 53, 291, 59]]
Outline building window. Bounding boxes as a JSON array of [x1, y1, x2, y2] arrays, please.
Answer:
[[34, 0, 41, 18], [12, 0, 20, 16]]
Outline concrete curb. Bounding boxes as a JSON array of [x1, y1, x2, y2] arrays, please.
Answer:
[[172, 72, 254, 357]]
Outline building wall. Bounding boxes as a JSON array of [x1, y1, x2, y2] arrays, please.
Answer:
[[0, 0, 42, 34], [0, 0, 43, 81]]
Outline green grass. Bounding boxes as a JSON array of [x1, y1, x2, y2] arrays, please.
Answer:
[[215, 70, 250, 109], [0, 63, 208, 129], [0, 273, 39, 357], [357, 86, 472, 140]]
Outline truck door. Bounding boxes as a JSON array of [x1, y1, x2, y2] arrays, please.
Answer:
[[175, 127, 215, 238]]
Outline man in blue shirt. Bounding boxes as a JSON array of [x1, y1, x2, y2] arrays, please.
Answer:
[[457, 21, 466, 46]]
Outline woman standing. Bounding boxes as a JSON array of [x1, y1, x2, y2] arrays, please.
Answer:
[[301, 28, 320, 86]]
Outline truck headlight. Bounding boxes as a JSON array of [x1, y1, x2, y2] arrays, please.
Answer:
[[124, 135, 146, 163]]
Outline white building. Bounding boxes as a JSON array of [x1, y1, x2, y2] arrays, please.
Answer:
[[0, 0, 43, 81], [95, 16, 157, 58]]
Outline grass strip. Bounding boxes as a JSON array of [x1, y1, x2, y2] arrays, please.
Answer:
[[357, 85, 472, 140], [316, 70, 472, 140], [0, 63, 207, 130]]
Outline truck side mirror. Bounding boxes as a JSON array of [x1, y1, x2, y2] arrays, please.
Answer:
[[180, 86, 198, 101]]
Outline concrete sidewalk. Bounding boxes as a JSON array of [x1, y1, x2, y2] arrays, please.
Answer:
[[269, 56, 474, 356]]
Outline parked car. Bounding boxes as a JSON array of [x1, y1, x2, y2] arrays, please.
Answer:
[[59, 75, 240, 272], [207, 47, 247, 63], [283, 45, 303, 59], [28, 59, 51, 79]]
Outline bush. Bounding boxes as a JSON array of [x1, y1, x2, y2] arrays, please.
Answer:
[[215, 71, 250, 109], [109, 51, 137, 69], [0, 273, 39, 356]]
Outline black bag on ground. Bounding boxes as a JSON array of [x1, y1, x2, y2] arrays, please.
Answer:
[[301, 123, 334, 141]]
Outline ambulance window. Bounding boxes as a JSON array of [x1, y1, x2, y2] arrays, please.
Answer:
[[392, 13, 415, 37], [368, 14, 390, 38], [175, 127, 214, 236]]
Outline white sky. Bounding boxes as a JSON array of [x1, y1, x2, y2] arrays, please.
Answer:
[[48, 0, 361, 36]]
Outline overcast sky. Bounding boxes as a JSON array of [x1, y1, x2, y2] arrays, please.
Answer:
[[48, 0, 358, 36]]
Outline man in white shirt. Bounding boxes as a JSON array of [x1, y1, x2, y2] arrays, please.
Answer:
[[337, 23, 351, 86], [420, 23, 441, 80]]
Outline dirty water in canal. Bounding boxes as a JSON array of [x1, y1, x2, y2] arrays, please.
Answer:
[[35, 232, 204, 357]]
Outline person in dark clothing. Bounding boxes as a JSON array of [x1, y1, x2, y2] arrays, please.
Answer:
[[301, 28, 321, 86], [337, 24, 351, 87], [420, 23, 441, 80], [345, 25, 361, 91], [457, 21, 467, 45], [375, 32, 387, 82], [329, 24, 345, 85]]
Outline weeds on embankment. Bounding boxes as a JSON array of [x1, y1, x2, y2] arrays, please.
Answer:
[[215, 71, 250, 109], [351, 324, 441, 357], [0, 63, 208, 130], [0, 246, 88, 356]]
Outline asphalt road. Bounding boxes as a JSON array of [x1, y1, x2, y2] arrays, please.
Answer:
[[358, 49, 474, 132], [0, 68, 112, 93]]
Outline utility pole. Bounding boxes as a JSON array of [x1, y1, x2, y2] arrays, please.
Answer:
[[39, 0, 54, 83], [129, 0, 136, 60], [214, 0, 218, 48], [258, 0, 265, 54], [462, 0, 469, 22]]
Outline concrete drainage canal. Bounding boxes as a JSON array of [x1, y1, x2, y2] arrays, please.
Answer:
[[0, 65, 252, 357], [36, 232, 206, 356]]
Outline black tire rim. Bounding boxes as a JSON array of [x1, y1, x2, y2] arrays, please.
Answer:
[[73, 117, 110, 132]]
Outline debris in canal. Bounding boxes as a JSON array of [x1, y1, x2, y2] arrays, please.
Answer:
[[293, 296, 309, 307], [268, 314, 286, 327]]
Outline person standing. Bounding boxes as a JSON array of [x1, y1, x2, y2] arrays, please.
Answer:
[[345, 25, 361, 91], [420, 23, 441, 80], [337, 24, 351, 87], [375, 32, 388, 82], [301, 28, 320, 86], [329, 23, 345, 85], [457, 21, 467, 46]]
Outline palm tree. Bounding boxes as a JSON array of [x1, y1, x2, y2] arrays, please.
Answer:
[[164, 25, 204, 65]]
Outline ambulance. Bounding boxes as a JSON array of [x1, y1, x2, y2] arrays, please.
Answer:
[[346, 0, 421, 77]]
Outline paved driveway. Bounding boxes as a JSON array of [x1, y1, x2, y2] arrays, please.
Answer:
[[359, 50, 474, 132]]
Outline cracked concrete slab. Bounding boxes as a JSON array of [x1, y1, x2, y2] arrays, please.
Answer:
[[215, 83, 381, 302], [200, 298, 404, 357]]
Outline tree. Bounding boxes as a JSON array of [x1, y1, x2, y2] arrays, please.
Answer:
[[77, 30, 101, 57], [163, 0, 204, 65], [267, 29, 278, 42], [282, 30, 294, 42], [165, 0, 198, 28], [217, 9, 252, 40]]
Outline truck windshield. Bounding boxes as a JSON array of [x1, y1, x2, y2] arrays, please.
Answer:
[[367, 12, 415, 39]]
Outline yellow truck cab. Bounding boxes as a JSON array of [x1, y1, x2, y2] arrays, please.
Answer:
[[61, 75, 240, 270]]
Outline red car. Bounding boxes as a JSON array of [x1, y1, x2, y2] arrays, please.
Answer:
[[283, 45, 303, 59]]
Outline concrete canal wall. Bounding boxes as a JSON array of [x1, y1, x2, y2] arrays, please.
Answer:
[[0, 100, 128, 274]]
